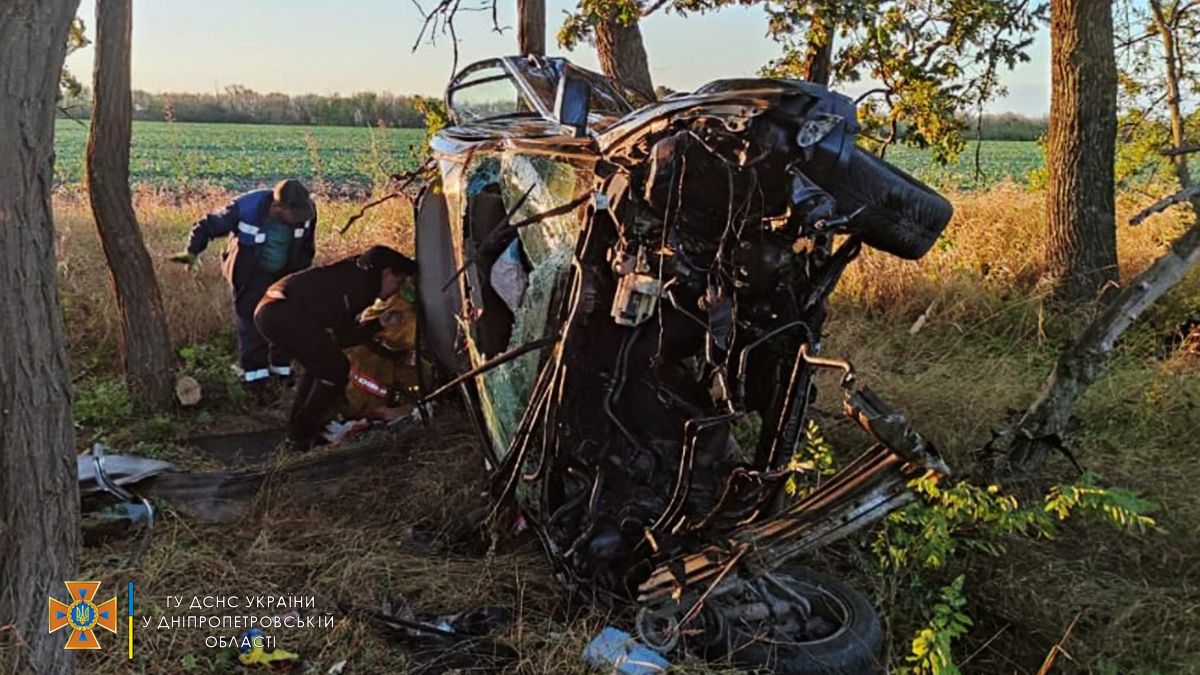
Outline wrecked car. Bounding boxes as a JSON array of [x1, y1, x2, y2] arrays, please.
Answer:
[[415, 55, 954, 673]]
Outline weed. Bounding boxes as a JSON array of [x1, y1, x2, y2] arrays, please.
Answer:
[[74, 375, 135, 439], [874, 474, 1159, 672], [903, 575, 972, 675], [179, 341, 246, 405], [785, 420, 838, 497]]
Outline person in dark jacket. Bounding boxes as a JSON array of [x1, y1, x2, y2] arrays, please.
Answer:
[[170, 179, 317, 393], [254, 245, 417, 450]]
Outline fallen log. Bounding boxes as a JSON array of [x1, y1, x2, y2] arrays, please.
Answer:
[[1009, 189, 1200, 471]]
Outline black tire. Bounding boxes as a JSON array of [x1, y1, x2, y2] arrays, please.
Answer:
[[826, 146, 953, 260], [702, 568, 885, 675]]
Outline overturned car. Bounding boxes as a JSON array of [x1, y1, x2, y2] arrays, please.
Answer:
[[415, 55, 953, 673]]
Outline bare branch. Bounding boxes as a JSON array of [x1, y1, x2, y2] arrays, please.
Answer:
[[410, 0, 493, 74], [1162, 144, 1200, 157], [641, 0, 672, 17], [339, 160, 435, 235], [1130, 185, 1200, 226]]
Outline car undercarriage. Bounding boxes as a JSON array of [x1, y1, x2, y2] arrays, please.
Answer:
[[416, 56, 955, 673]]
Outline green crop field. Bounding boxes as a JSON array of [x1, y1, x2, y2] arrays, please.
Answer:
[[54, 119, 426, 191], [54, 119, 1045, 191]]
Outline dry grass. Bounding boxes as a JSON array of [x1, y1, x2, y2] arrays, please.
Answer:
[[54, 182, 1200, 673], [823, 183, 1200, 673]]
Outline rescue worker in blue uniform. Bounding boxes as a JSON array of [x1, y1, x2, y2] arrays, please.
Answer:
[[170, 179, 317, 397]]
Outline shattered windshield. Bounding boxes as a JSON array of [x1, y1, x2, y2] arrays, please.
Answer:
[[448, 64, 540, 122]]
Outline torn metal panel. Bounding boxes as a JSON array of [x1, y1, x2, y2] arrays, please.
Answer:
[[78, 451, 175, 496]]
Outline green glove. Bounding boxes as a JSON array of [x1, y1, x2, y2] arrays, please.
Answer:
[[169, 252, 198, 267]]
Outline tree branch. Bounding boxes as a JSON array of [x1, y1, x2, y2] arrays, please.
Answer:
[[1162, 144, 1200, 157]]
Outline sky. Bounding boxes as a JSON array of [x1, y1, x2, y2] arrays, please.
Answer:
[[64, 0, 1052, 116]]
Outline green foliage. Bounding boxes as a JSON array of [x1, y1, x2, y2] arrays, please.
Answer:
[[1045, 473, 1161, 533], [903, 576, 972, 675], [877, 474, 1159, 671], [179, 342, 246, 405], [785, 420, 837, 497], [413, 96, 450, 165], [61, 85, 432, 128], [74, 376, 135, 438], [729, 411, 763, 451], [60, 16, 90, 101], [559, 0, 645, 49], [665, 0, 1046, 164], [875, 476, 1049, 571]]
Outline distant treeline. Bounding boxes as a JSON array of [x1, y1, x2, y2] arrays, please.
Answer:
[[60, 85, 431, 128], [965, 112, 1048, 141], [58, 85, 1049, 139]]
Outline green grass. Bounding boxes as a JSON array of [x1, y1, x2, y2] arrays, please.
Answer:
[[54, 119, 1046, 191], [54, 119, 425, 190]]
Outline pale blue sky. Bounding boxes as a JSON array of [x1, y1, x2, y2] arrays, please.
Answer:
[[65, 0, 1051, 115]]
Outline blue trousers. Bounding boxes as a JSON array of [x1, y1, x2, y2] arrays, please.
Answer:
[[234, 272, 292, 382]]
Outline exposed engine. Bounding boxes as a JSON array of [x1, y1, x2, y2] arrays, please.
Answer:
[[487, 81, 953, 606]]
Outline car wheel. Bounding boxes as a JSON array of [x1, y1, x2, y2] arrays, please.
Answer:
[[826, 147, 953, 260], [699, 568, 885, 675]]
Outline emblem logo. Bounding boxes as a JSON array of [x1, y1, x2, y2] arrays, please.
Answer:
[[48, 581, 118, 650]]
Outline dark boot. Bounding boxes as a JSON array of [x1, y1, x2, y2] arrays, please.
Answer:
[[287, 379, 345, 449]]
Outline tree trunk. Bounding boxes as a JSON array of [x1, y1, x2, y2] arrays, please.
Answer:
[[1044, 0, 1119, 303], [802, 11, 833, 86], [595, 17, 655, 102], [1011, 207, 1200, 470], [0, 1, 82, 674], [517, 0, 546, 56], [1149, 0, 1195, 197], [87, 0, 176, 406]]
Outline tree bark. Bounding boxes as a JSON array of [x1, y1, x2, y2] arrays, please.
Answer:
[[0, 1, 82, 673], [87, 0, 176, 406], [595, 17, 655, 102], [517, 0, 546, 56], [1044, 0, 1119, 303], [802, 11, 833, 86], [1011, 207, 1200, 470]]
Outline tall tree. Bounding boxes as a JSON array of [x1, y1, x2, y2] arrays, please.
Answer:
[[1008, 0, 1199, 471], [594, 17, 655, 98], [1148, 0, 1193, 190], [87, 0, 176, 406], [0, 1, 82, 673], [559, 0, 656, 101], [518, 0, 546, 55], [799, 7, 833, 85], [1044, 0, 1119, 302]]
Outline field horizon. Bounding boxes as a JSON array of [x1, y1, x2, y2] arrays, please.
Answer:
[[54, 119, 1048, 193]]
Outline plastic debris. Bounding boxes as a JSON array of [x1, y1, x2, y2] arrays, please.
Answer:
[[490, 238, 528, 312], [582, 627, 670, 674], [96, 501, 153, 524], [237, 627, 300, 667], [322, 419, 370, 445]]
